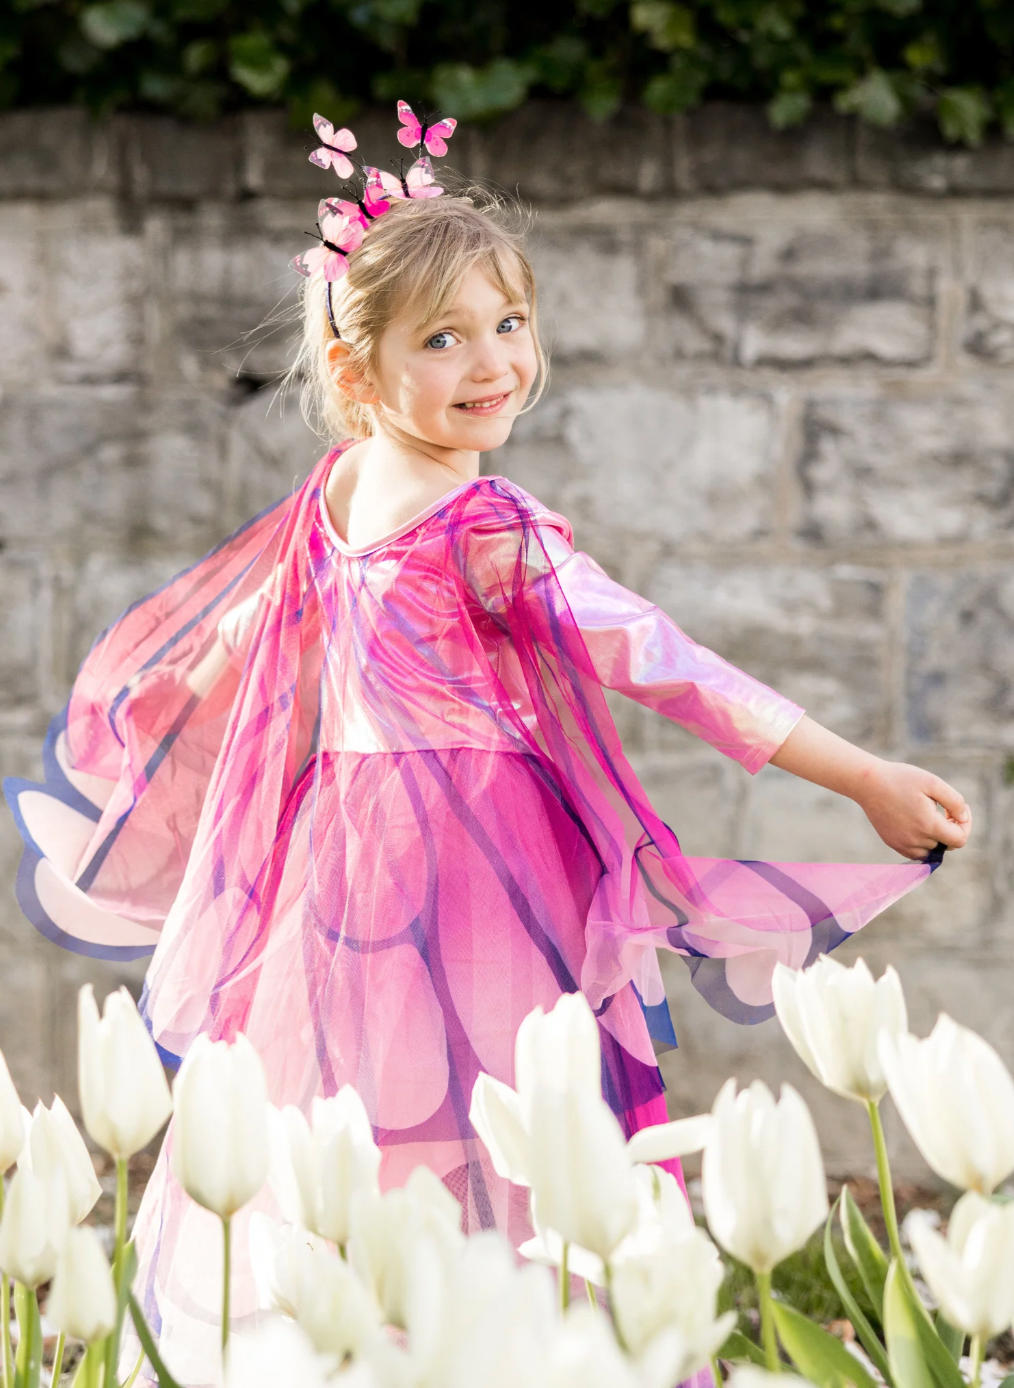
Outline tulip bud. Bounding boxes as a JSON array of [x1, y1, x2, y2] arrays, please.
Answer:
[[223, 1318, 333, 1388], [171, 1034, 268, 1219], [702, 1079, 828, 1274], [773, 957, 907, 1104], [514, 993, 602, 1107], [269, 1086, 380, 1248], [528, 1084, 640, 1263], [881, 1015, 1014, 1194], [0, 1165, 70, 1288], [78, 985, 172, 1161], [0, 1050, 24, 1175], [469, 1074, 532, 1187], [20, 1096, 101, 1225], [48, 1225, 117, 1343], [908, 1193, 1014, 1342]]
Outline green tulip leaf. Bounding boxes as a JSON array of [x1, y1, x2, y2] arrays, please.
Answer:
[[841, 1186, 889, 1318], [104, 1239, 139, 1388], [129, 1293, 184, 1388], [934, 1313, 964, 1364], [772, 1300, 879, 1388], [718, 1330, 768, 1367], [883, 1261, 936, 1388], [824, 1201, 892, 1384]]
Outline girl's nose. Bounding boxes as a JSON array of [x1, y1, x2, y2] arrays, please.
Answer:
[[470, 333, 511, 381]]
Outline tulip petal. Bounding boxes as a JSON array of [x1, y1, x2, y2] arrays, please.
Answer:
[[627, 1114, 711, 1165]]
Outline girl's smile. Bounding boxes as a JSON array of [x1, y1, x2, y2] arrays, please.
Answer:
[[452, 390, 512, 415]]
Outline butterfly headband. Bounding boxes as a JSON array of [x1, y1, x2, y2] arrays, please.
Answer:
[[291, 100, 458, 340]]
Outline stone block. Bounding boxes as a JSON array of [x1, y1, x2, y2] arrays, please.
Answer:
[[0, 204, 47, 382], [531, 228, 646, 362], [0, 386, 143, 544], [49, 213, 145, 383], [0, 557, 42, 709], [906, 570, 1014, 750], [679, 103, 852, 193], [164, 211, 302, 385], [796, 389, 1014, 545], [140, 393, 229, 542], [0, 109, 117, 199], [626, 749, 745, 858], [67, 551, 199, 681], [119, 115, 240, 202], [224, 385, 320, 524], [241, 109, 394, 199], [857, 121, 1014, 196], [644, 562, 890, 745], [963, 219, 1014, 365], [504, 385, 779, 546], [664, 208, 940, 367]]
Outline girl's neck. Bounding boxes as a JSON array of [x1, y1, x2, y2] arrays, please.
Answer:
[[359, 425, 481, 489]]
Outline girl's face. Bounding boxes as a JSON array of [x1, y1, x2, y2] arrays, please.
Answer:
[[365, 264, 539, 454]]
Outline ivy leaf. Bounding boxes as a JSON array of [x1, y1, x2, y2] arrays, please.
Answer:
[[228, 32, 290, 98], [630, 1, 695, 52], [643, 51, 706, 114], [79, 0, 150, 49], [875, 0, 922, 15], [579, 60, 622, 121], [527, 35, 588, 94], [182, 39, 217, 77], [835, 69, 904, 128], [768, 89, 812, 128], [937, 86, 992, 147], [430, 57, 532, 120]]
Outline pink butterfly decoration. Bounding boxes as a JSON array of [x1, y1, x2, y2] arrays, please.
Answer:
[[308, 113, 358, 180], [290, 201, 365, 280], [364, 156, 444, 204], [396, 101, 457, 158]]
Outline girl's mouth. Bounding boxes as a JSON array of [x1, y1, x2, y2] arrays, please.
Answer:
[[453, 391, 511, 416]]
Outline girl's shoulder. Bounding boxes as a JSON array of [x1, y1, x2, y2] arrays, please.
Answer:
[[451, 475, 574, 548]]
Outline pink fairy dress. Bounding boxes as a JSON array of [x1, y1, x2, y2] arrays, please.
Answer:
[[4, 449, 936, 1377]]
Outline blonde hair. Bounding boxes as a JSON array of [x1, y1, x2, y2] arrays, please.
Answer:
[[290, 192, 547, 442]]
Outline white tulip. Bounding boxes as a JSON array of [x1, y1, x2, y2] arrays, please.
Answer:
[[773, 957, 907, 1104], [0, 1165, 70, 1287], [880, 1015, 1014, 1194], [171, 1033, 269, 1219], [544, 1305, 640, 1388], [907, 1193, 1014, 1341], [469, 1073, 531, 1186], [47, 1225, 117, 1343], [78, 985, 172, 1161], [514, 993, 602, 1104], [528, 1083, 641, 1263], [350, 1164, 464, 1329], [702, 1079, 828, 1274], [20, 1096, 101, 1225], [610, 1223, 734, 1372], [223, 1317, 335, 1388], [626, 1114, 712, 1166], [250, 1216, 381, 1361], [731, 1370, 817, 1388], [0, 1050, 24, 1174], [269, 1087, 381, 1248]]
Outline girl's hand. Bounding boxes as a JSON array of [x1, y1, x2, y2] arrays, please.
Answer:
[[769, 715, 972, 862], [852, 760, 972, 861]]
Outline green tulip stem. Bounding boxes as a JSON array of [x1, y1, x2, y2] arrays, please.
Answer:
[[221, 1215, 232, 1357], [969, 1334, 983, 1388], [120, 1345, 145, 1388], [866, 1100, 904, 1265], [0, 1177, 10, 1388], [114, 1158, 129, 1261], [82, 1342, 102, 1388], [51, 1330, 65, 1387], [602, 1262, 628, 1353], [585, 1279, 597, 1310], [755, 1270, 779, 1372], [560, 1242, 570, 1313]]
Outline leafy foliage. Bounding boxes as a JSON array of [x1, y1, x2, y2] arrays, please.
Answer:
[[3, 0, 1014, 146]]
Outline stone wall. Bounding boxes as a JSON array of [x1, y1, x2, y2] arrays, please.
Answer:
[[2, 103, 1014, 1179]]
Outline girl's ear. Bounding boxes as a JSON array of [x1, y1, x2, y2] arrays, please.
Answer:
[[325, 338, 381, 405]]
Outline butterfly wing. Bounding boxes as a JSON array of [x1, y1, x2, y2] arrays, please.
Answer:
[[397, 100, 422, 148], [405, 156, 443, 198], [422, 116, 457, 158], [362, 166, 394, 214], [291, 245, 327, 278], [312, 112, 335, 144]]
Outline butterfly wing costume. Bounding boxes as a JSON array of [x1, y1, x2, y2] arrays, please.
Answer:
[[5, 455, 936, 1372]]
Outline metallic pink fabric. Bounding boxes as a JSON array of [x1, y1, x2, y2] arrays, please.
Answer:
[[4, 449, 936, 1380]]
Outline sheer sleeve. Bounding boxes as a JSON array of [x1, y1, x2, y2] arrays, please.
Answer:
[[538, 528, 803, 774]]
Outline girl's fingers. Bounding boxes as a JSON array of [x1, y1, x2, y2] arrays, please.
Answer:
[[934, 817, 970, 849], [927, 776, 970, 823]]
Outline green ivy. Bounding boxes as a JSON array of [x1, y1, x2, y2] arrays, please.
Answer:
[[4, 0, 1014, 147]]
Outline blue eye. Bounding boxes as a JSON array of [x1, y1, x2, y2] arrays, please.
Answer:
[[497, 315, 524, 334], [426, 331, 454, 350]]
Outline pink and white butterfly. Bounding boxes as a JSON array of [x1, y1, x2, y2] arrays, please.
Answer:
[[308, 113, 358, 180], [396, 101, 457, 158], [364, 156, 444, 204], [290, 201, 365, 280]]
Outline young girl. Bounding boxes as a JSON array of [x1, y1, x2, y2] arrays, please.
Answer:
[[5, 119, 970, 1383]]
